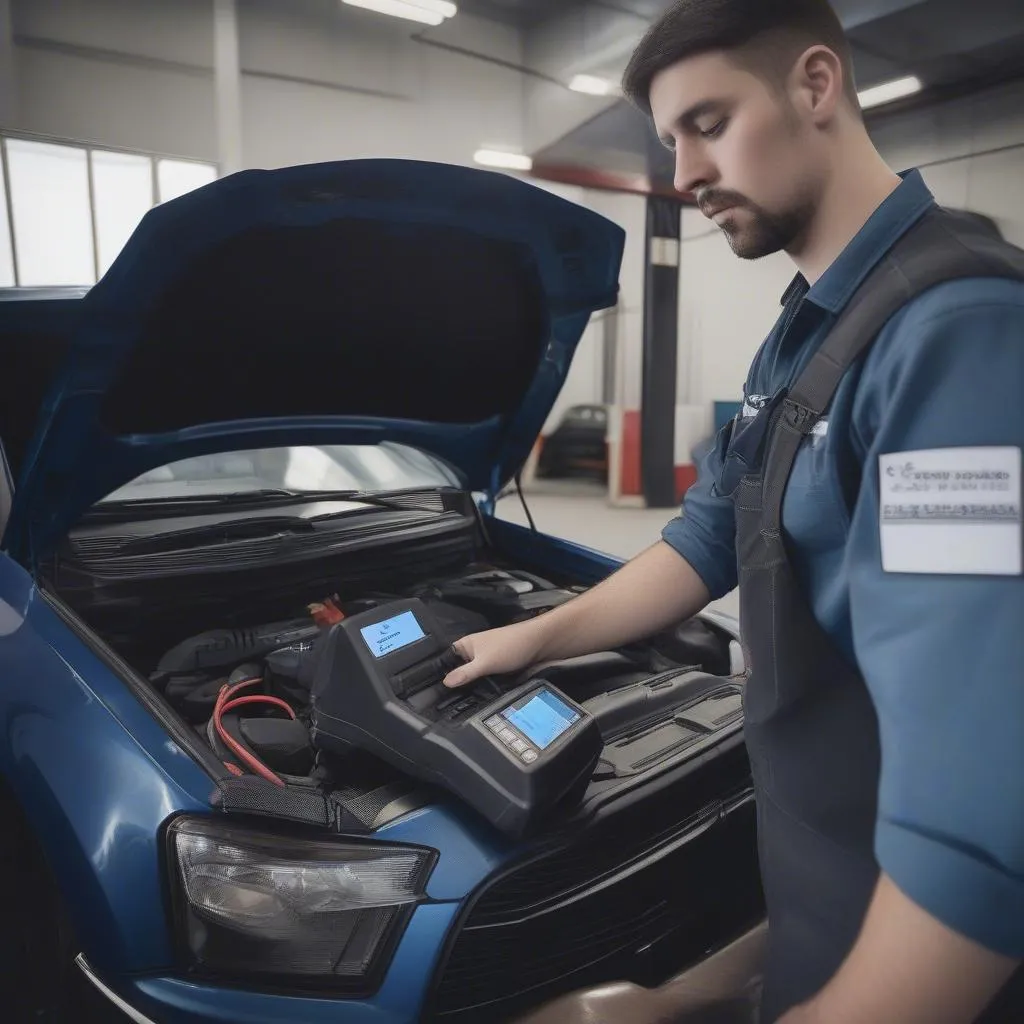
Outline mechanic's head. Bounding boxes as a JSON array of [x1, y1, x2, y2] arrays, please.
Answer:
[[623, 0, 864, 260]]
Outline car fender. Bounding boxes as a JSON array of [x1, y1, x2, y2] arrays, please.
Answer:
[[0, 554, 213, 975]]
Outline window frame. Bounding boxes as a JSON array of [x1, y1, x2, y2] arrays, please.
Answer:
[[0, 129, 218, 288]]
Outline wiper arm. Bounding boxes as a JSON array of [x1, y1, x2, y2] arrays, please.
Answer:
[[117, 515, 317, 554], [88, 489, 303, 519], [87, 488, 449, 522], [93, 495, 452, 556], [306, 490, 447, 516]]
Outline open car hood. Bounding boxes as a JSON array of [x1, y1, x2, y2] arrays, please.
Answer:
[[2, 159, 624, 564]]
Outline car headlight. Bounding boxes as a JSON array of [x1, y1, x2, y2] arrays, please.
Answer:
[[166, 817, 435, 994]]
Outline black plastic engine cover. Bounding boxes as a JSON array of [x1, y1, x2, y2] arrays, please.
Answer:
[[412, 569, 577, 627], [152, 618, 321, 682]]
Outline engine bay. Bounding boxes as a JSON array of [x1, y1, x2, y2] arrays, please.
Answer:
[[133, 562, 744, 826]]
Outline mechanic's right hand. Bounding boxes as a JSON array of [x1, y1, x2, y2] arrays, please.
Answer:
[[442, 626, 539, 689]]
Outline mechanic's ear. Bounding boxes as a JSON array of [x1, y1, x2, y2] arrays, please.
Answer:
[[789, 44, 845, 124]]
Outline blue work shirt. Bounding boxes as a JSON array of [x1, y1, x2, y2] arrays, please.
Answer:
[[662, 169, 1024, 956]]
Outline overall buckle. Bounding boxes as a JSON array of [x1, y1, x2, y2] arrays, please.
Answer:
[[782, 399, 819, 436]]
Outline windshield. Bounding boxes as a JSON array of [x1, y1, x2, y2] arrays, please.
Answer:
[[99, 443, 463, 503]]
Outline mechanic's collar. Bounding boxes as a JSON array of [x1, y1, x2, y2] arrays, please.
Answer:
[[779, 168, 937, 314]]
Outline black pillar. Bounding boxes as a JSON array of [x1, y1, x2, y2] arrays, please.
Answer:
[[640, 194, 682, 508]]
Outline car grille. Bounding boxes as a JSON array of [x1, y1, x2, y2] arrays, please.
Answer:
[[425, 742, 764, 1023]]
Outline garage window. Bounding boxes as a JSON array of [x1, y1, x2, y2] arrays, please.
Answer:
[[0, 132, 218, 288], [0, 154, 13, 288]]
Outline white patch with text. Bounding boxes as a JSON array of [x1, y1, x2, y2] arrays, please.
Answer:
[[879, 447, 1022, 575]]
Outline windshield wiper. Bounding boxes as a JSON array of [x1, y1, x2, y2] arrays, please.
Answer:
[[116, 515, 317, 554], [307, 489, 447, 516], [86, 488, 449, 522]]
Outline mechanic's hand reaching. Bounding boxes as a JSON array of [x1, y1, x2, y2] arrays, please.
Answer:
[[443, 542, 711, 691], [442, 624, 542, 689]]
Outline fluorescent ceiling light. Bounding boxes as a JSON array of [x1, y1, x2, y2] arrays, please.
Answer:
[[474, 149, 533, 172], [408, 0, 457, 15], [569, 74, 614, 96], [342, 0, 457, 26], [858, 75, 922, 110]]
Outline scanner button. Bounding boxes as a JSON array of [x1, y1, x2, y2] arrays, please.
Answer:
[[511, 738, 528, 754], [521, 749, 538, 764], [486, 716, 503, 732], [498, 728, 516, 745]]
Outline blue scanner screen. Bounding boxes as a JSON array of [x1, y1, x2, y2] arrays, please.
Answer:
[[360, 611, 426, 659], [502, 689, 580, 750]]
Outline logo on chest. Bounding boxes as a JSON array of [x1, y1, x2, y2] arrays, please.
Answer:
[[742, 394, 770, 419]]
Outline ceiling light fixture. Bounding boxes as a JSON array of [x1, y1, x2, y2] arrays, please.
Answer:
[[858, 75, 922, 110], [569, 74, 615, 96], [342, 0, 457, 27], [473, 149, 533, 172]]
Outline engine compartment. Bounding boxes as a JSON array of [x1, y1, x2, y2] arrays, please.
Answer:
[[132, 562, 740, 810], [50, 498, 746, 833]]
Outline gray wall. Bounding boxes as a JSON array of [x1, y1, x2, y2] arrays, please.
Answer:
[[7, 0, 526, 168]]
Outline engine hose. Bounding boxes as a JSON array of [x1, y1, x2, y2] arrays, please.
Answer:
[[213, 678, 288, 787]]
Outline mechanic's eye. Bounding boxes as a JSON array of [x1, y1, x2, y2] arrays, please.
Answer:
[[700, 119, 728, 139]]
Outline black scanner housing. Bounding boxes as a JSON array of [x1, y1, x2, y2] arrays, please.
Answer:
[[310, 598, 602, 837]]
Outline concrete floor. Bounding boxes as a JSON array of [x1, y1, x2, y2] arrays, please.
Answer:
[[494, 481, 740, 618]]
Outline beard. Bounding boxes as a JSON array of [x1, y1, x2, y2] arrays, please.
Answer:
[[698, 188, 816, 260]]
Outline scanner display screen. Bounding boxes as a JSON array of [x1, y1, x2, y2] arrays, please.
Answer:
[[360, 611, 427, 659], [502, 689, 580, 750]]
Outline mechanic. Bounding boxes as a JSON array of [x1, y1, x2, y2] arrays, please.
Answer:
[[444, 1, 1024, 1021]]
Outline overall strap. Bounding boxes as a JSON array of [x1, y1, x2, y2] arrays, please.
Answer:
[[759, 207, 1024, 532]]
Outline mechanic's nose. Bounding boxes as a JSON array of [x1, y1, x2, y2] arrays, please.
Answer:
[[674, 141, 715, 197]]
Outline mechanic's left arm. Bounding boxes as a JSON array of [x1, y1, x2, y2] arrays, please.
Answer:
[[781, 874, 1019, 1023], [783, 286, 1024, 1024]]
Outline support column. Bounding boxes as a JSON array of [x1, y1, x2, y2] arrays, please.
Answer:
[[0, 0, 17, 127], [213, 0, 243, 174], [601, 303, 618, 405], [640, 194, 682, 508]]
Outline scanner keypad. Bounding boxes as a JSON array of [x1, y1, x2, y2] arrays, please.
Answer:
[[485, 713, 538, 762]]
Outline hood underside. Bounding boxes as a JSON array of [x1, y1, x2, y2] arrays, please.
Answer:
[[1, 159, 624, 564]]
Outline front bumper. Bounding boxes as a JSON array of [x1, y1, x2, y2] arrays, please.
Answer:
[[76, 955, 160, 1024], [75, 903, 459, 1024], [77, 921, 766, 1024]]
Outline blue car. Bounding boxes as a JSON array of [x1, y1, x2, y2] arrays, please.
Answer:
[[0, 160, 762, 1024]]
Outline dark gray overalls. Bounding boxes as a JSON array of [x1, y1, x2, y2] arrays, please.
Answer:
[[725, 207, 1024, 1022]]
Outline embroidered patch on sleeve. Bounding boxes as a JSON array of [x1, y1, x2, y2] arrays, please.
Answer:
[[879, 447, 1022, 575]]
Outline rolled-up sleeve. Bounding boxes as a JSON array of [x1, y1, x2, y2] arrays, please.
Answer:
[[848, 282, 1024, 955], [661, 424, 739, 600]]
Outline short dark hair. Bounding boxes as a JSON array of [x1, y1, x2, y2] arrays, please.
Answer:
[[622, 0, 860, 115]]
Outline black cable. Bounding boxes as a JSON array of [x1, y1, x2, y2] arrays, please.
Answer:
[[514, 473, 537, 532], [471, 493, 493, 549]]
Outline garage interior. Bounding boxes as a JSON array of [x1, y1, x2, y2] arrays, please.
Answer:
[[1, 0, 1023, 1021]]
